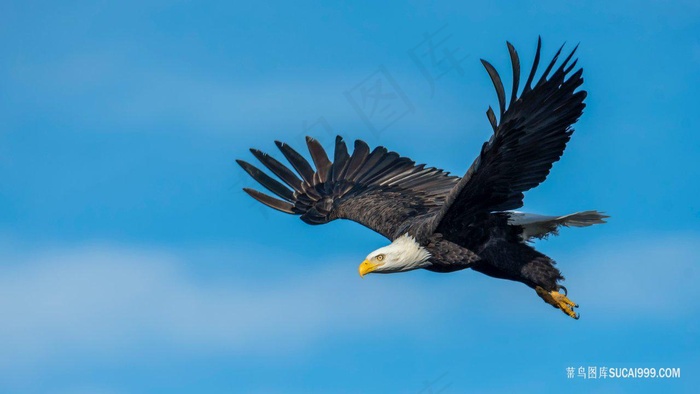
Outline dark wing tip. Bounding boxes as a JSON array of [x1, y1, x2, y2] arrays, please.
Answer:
[[506, 41, 521, 105], [537, 42, 566, 84], [306, 136, 332, 182], [486, 106, 497, 132], [354, 139, 369, 150], [479, 58, 493, 71], [481, 59, 506, 116], [237, 158, 295, 201], [242, 187, 296, 214], [236, 158, 254, 171], [524, 37, 543, 92], [276, 138, 316, 185]]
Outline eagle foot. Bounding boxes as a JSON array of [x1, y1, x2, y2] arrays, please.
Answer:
[[535, 286, 579, 320]]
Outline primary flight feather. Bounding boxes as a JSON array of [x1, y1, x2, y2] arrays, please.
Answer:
[[237, 38, 608, 319]]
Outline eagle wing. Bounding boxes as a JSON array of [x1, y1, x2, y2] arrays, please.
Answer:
[[431, 38, 587, 236], [238, 136, 458, 239]]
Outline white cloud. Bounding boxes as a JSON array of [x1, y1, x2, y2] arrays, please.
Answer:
[[565, 234, 700, 318], [0, 243, 446, 372], [0, 234, 696, 376], [7, 51, 361, 135], [6, 49, 470, 140]]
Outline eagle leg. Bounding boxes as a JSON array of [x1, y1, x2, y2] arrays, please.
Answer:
[[535, 286, 579, 320]]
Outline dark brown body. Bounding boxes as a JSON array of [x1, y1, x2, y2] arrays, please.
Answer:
[[423, 213, 563, 292]]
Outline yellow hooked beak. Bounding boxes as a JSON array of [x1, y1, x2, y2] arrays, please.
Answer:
[[358, 259, 382, 277]]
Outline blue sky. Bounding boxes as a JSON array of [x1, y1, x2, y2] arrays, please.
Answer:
[[1, 1, 699, 393]]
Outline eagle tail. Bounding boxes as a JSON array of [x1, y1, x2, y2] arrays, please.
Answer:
[[508, 210, 609, 241], [554, 210, 609, 228]]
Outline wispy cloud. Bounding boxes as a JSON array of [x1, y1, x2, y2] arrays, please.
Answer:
[[0, 233, 696, 377], [565, 234, 700, 317], [0, 243, 447, 372], [5, 48, 472, 141], [7, 50, 355, 134]]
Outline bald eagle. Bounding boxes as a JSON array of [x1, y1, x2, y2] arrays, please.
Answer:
[[237, 38, 607, 319]]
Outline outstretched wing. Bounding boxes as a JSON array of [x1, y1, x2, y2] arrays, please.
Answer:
[[238, 136, 458, 239], [432, 38, 587, 236]]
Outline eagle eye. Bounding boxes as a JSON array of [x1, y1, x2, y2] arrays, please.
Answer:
[[376, 254, 385, 261]]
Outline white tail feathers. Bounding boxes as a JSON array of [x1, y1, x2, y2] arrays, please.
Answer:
[[508, 210, 609, 241], [555, 211, 609, 227]]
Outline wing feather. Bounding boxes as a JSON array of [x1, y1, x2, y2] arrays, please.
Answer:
[[344, 140, 370, 180], [431, 39, 587, 237], [237, 160, 294, 201], [507, 41, 520, 105], [306, 137, 332, 184], [249, 149, 304, 193], [480, 59, 506, 116], [523, 37, 542, 93], [275, 141, 315, 185], [331, 136, 350, 182], [243, 188, 296, 213], [239, 136, 458, 239]]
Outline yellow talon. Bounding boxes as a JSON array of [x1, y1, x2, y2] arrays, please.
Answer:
[[536, 286, 580, 319]]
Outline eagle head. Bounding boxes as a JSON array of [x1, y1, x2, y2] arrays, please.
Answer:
[[358, 233, 432, 276]]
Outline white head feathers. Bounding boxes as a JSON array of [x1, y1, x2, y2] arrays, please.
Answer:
[[365, 233, 432, 273]]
